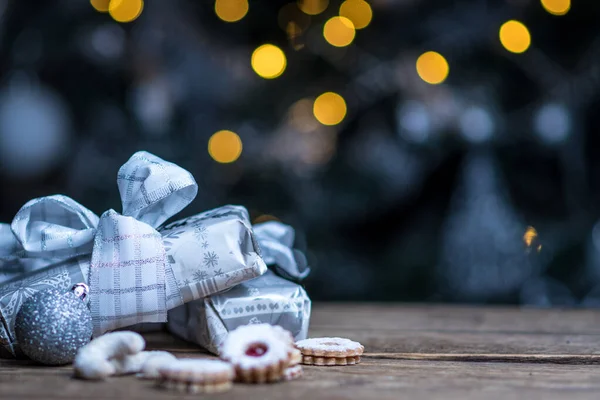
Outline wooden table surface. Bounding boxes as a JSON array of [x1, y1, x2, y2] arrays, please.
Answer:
[[2, 303, 600, 399]]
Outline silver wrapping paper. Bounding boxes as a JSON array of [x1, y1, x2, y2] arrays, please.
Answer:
[[0, 205, 267, 358], [167, 270, 311, 354], [160, 205, 267, 306]]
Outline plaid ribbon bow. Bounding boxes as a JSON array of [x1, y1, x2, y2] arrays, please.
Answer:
[[3, 151, 197, 335]]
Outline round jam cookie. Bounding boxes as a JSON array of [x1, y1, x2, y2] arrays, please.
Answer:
[[272, 325, 301, 365], [157, 359, 234, 393], [220, 324, 294, 383], [272, 325, 295, 344], [295, 337, 364, 366], [283, 364, 303, 381]]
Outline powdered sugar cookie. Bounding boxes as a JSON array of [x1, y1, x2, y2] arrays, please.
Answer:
[[295, 337, 364, 366], [220, 323, 294, 383], [273, 325, 302, 366], [157, 359, 234, 394], [137, 351, 178, 379], [289, 348, 302, 366], [272, 325, 295, 345], [282, 364, 303, 381]]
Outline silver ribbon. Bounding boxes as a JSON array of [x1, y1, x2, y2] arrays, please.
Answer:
[[0, 151, 197, 335], [253, 221, 310, 281]]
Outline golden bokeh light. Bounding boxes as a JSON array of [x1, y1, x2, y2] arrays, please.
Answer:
[[523, 226, 538, 247], [323, 16, 355, 47], [416, 51, 449, 84], [109, 0, 144, 23], [339, 0, 372, 30], [90, 0, 110, 12], [541, 0, 570, 15], [208, 130, 243, 163], [297, 0, 329, 15], [215, 0, 249, 23], [499, 20, 531, 54], [251, 44, 287, 79], [313, 92, 347, 126]]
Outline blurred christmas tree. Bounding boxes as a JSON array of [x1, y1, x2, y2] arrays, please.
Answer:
[[1, 0, 600, 303]]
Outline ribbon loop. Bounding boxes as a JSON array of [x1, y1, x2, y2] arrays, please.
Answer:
[[10, 195, 99, 257], [254, 221, 310, 281], [118, 151, 198, 228], [2, 151, 198, 335]]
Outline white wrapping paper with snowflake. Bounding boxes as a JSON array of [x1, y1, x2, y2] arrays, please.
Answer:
[[167, 221, 311, 354], [0, 151, 267, 358], [158, 206, 268, 305]]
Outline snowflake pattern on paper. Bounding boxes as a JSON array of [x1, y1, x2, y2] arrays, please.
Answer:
[[162, 229, 185, 253], [201, 241, 209, 249], [0, 266, 71, 328], [203, 251, 219, 268], [214, 268, 224, 277], [193, 270, 209, 282], [193, 224, 208, 242]]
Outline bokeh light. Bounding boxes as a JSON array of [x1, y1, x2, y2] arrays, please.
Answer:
[[215, 0, 249, 23], [541, 0, 570, 16], [339, 0, 372, 30], [208, 130, 243, 163], [534, 103, 571, 144], [313, 92, 347, 126], [254, 214, 281, 224], [499, 20, 531, 54], [459, 106, 494, 144], [523, 226, 538, 247], [0, 84, 71, 178], [90, 0, 110, 12], [288, 98, 320, 133], [298, 0, 329, 15], [251, 44, 287, 79], [323, 16, 355, 47], [397, 101, 432, 144], [416, 51, 449, 84], [109, 0, 144, 23]]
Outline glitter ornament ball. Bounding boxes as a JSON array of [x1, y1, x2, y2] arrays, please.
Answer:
[[15, 288, 93, 365]]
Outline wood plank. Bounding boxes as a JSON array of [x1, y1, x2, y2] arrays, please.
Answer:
[[2, 304, 600, 399], [309, 303, 600, 355], [310, 303, 600, 334], [2, 358, 600, 399]]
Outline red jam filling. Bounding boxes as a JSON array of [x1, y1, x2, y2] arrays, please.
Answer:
[[245, 342, 268, 357]]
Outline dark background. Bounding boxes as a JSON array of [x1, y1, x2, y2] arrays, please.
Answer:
[[1, 0, 600, 305]]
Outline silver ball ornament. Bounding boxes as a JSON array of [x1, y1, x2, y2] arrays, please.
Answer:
[[15, 286, 93, 365]]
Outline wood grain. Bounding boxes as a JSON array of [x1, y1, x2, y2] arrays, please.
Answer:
[[2, 304, 600, 399]]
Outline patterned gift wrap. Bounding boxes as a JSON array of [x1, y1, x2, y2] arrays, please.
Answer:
[[167, 270, 311, 354], [0, 151, 267, 357], [159, 205, 267, 307], [0, 206, 267, 358]]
